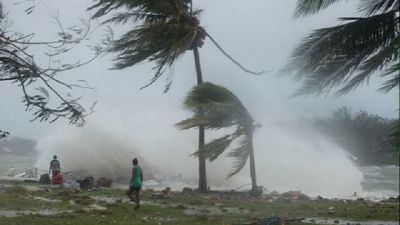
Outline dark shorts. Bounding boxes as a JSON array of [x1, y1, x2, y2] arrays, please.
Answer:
[[129, 186, 141, 191]]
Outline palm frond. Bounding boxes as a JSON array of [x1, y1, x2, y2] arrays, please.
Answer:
[[358, 0, 399, 16], [89, 0, 202, 90], [192, 135, 234, 161], [89, 0, 186, 19], [294, 0, 342, 17], [378, 63, 400, 92], [183, 82, 246, 113], [285, 11, 399, 96], [177, 83, 257, 180], [226, 137, 251, 178]]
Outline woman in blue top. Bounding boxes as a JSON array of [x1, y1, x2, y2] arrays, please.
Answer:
[[127, 158, 143, 209]]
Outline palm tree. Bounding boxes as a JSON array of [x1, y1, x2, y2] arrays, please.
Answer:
[[285, 0, 399, 96], [176, 82, 260, 196], [89, 0, 261, 192]]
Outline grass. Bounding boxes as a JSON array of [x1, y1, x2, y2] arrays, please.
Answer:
[[0, 182, 398, 225]]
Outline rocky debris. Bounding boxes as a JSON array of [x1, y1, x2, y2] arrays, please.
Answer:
[[39, 174, 50, 184], [281, 191, 310, 200], [76, 176, 94, 190], [244, 215, 304, 225], [182, 187, 192, 194], [95, 177, 112, 188], [151, 187, 172, 199], [356, 198, 366, 203], [249, 186, 263, 197]]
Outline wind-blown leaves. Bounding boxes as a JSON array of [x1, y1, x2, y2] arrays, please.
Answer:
[[358, 0, 399, 16], [176, 82, 257, 179], [294, 0, 342, 17], [192, 135, 234, 161], [286, 4, 399, 96], [89, 0, 204, 91], [226, 137, 251, 178]]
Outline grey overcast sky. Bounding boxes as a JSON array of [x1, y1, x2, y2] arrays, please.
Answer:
[[0, 0, 398, 140]]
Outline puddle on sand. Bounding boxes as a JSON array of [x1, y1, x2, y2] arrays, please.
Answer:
[[33, 197, 61, 203], [0, 209, 73, 217], [302, 217, 399, 225]]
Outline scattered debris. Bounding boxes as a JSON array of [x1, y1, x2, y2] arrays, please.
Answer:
[[76, 176, 94, 190], [182, 187, 192, 193], [39, 174, 50, 184], [95, 177, 112, 188]]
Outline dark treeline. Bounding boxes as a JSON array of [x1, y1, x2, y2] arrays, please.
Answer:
[[278, 107, 398, 166]]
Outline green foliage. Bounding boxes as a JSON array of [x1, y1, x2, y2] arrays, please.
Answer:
[[177, 82, 256, 178], [89, 0, 204, 91], [286, 0, 399, 96]]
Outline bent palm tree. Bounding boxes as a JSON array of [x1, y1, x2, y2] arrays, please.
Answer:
[[176, 82, 260, 195], [89, 0, 208, 192], [89, 0, 261, 192], [285, 0, 399, 96]]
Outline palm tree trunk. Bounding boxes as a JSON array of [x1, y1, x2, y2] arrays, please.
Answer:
[[193, 46, 207, 192], [248, 133, 258, 195]]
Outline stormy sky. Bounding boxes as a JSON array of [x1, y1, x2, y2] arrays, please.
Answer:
[[0, 0, 398, 140]]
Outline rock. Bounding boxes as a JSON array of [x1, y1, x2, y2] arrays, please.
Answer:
[[76, 176, 94, 190], [356, 198, 365, 203], [161, 187, 171, 197], [96, 177, 112, 187], [151, 192, 166, 199], [182, 187, 192, 193], [39, 173, 51, 184], [281, 190, 309, 200], [264, 215, 282, 225]]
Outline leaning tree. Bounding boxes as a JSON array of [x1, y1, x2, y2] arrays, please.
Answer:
[[0, 2, 110, 135], [176, 82, 261, 196], [88, 0, 261, 192]]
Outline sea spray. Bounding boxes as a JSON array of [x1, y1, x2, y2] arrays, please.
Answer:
[[34, 118, 364, 197], [35, 124, 154, 181], [251, 123, 364, 198]]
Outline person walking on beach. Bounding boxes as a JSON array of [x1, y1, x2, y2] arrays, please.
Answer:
[[127, 158, 143, 209], [49, 155, 61, 179]]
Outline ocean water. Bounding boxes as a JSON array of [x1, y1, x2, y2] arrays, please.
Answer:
[[359, 165, 399, 200], [0, 154, 398, 199], [0, 154, 37, 174]]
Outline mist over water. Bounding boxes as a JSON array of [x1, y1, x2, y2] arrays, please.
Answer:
[[34, 117, 364, 198]]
